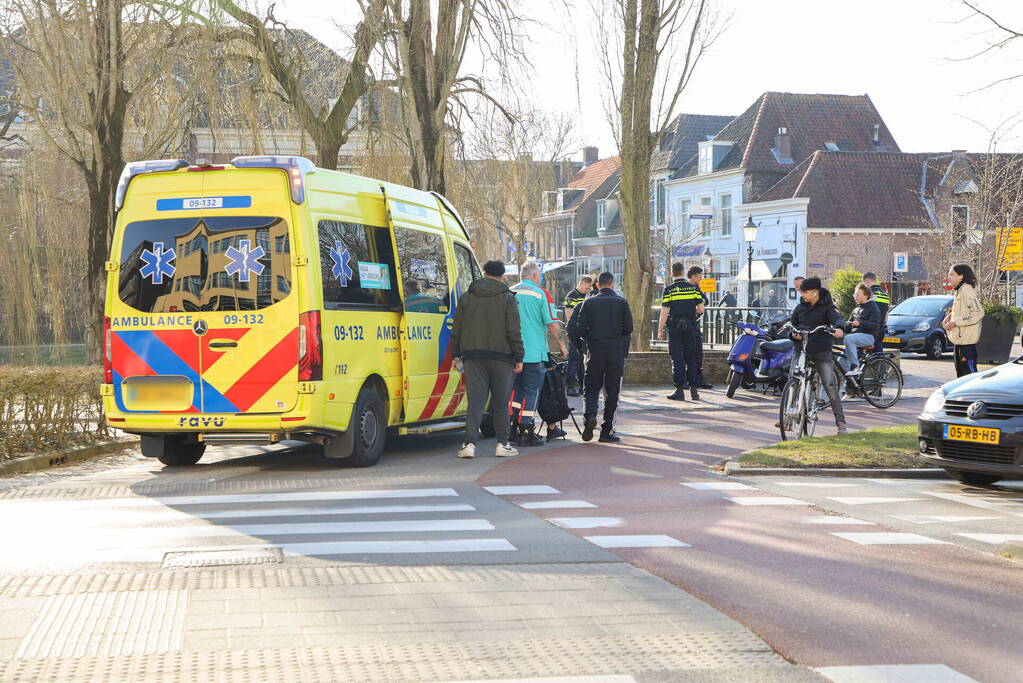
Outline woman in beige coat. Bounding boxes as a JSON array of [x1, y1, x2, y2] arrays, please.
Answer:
[[942, 264, 984, 377]]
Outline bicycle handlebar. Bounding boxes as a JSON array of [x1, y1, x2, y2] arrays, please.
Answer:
[[780, 323, 836, 335]]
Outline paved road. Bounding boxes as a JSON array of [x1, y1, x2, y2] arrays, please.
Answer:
[[479, 355, 1021, 683], [0, 351, 1010, 681]]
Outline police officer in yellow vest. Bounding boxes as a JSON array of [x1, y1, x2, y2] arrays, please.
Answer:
[[658, 263, 706, 401], [862, 271, 890, 348]]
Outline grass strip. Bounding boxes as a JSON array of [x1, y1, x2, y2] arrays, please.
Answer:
[[739, 424, 928, 469]]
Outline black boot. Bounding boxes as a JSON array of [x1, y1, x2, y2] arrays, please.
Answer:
[[690, 386, 700, 401], [598, 431, 621, 443], [582, 416, 597, 442], [516, 423, 545, 447], [667, 387, 687, 401]]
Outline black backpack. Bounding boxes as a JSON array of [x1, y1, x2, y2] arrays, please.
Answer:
[[538, 358, 572, 424]]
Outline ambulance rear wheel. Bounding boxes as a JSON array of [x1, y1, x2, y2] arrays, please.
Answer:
[[345, 387, 386, 467], [143, 435, 205, 467]]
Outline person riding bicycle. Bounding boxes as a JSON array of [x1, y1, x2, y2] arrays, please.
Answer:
[[840, 283, 882, 377], [790, 277, 848, 435]]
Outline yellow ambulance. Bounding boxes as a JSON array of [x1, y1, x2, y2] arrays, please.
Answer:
[[103, 155, 481, 467]]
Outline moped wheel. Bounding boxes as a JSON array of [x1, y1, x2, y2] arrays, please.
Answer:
[[779, 377, 802, 441], [726, 370, 743, 398]]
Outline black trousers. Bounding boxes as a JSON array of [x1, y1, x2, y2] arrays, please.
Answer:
[[954, 344, 978, 377], [668, 322, 701, 388], [566, 344, 585, 390], [584, 347, 624, 435]]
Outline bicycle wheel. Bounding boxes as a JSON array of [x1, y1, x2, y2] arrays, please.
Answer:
[[803, 374, 821, 438], [778, 377, 803, 441], [862, 357, 903, 408]]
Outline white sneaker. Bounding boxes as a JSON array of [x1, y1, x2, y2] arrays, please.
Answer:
[[495, 443, 519, 457], [457, 443, 476, 459]]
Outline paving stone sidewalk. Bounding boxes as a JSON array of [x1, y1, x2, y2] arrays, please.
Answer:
[[0, 562, 822, 682]]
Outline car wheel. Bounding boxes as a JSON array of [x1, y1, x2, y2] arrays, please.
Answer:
[[344, 387, 387, 468], [945, 469, 1002, 487], [925, 335, 944, 360], [142, 435, 205, 467]]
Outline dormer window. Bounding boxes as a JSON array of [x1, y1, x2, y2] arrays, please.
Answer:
[[824, 142, 840, 152], [698, 140, 736, 175], [597, 200, 606, 231]]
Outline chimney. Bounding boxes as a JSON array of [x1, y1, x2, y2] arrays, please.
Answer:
[[774, 127, 791, 161], [583, 146, 599, 166], [952, 149, 967, 163]]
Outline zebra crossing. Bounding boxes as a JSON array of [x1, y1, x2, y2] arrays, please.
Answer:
[[0, 486, 529, 568]]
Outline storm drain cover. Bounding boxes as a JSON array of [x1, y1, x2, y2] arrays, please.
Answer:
[[162, 547, 283, 568]]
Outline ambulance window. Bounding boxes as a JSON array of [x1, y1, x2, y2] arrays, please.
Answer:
[[117, 216, 292, 313], [318, 219, 401, 310], [394, 227, 450, 314], [452, 242, 480, 293]]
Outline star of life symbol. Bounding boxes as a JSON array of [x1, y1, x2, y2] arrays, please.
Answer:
[[330, 240, 353, 286], [225, 239, 266, 283], [139, 241, 176, 285]]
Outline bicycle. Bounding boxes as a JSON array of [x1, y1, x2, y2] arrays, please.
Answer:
[[778, 325, 836, 441], [828, 347, 903, 409]]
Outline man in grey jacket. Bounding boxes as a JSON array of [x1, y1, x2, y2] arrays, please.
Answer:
[[450, 260, 524, 458]]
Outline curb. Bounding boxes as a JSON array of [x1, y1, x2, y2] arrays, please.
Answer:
[[0, 439, 139, 477], [724, 461, 948, 478]]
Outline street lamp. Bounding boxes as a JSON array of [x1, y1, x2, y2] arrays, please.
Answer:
[[743, 216, 758, 307]]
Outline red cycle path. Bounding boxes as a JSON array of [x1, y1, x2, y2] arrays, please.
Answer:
[[478, 400, 1023, 682]]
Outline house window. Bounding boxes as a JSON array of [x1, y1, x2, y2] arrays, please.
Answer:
[[952, 205, 969, 247], [699, 144, 712, 175], [728, 259, 739, 277], [597, 200, 606, 231], [720, 194, 732, 237], [656, 180, 666, 225], [699, 196, 712, 236], [679, 199, 690, 236]]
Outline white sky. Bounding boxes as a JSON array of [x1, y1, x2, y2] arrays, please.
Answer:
[[280, 0, 1023, 160]]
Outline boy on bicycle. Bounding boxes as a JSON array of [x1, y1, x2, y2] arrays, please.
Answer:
[[790, 277, 848, 435], [841, 284, 882, 376]]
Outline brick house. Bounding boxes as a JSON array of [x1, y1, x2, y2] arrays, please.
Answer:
[[527, 149, 622, 292], [663, 92, 901, 304]]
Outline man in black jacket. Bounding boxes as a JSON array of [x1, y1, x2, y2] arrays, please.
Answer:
[[841, 283, 882, 376], [789, 277, 848, 434], [567, 272, 633, 443], [451, 260, 524, 459]]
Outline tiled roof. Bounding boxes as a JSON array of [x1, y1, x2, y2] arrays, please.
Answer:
[[564, 156, 621, 210], [677, 92, 900, 178], [757, 151, 940, 230], [651, 113, 734, 173]]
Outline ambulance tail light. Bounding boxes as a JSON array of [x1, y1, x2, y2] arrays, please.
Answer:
[[298, 311, 322, 381], [103, 316, 113, 384]]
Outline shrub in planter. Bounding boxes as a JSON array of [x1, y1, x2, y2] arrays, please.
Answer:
[[0, 366, 109, 460], [976, 303, 1023, 365]]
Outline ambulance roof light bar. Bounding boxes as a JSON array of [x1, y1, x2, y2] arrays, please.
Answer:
[[115, 159, 189, 210], [230, 155, 317, 204]]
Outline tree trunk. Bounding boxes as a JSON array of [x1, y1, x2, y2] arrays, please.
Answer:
[[315, 136, 343, 171]]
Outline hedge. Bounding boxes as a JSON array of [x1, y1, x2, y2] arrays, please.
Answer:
[[0, 366, 110, 460]]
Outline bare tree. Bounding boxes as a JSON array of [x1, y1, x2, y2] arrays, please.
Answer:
[[213, 0, 383, 170], [596, 0, 720, 350], [367, 0, 528, 195], [956, 1, 1023, 93], [1, 0, 204, 361], [458, 107, 574, 264]]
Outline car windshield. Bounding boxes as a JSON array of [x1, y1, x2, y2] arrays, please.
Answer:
[[889, 298, 949, 317]]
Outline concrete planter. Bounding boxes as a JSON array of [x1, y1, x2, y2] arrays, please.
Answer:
[[976, 315, 1022, 365]]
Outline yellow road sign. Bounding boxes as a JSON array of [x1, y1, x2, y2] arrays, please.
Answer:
[[699, 278, 717, 293], [996, 228, 1023, 271]]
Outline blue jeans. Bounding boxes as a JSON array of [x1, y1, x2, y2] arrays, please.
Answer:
[[842, 332, 875, 372], [510, 362, 546, 427]]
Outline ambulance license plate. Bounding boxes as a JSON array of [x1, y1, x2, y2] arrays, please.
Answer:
[[943, 424, 1000, 445], [883, 336, 900, 344]]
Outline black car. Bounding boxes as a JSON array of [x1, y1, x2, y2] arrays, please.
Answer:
[[883, 295, 953, 359], [919, 360, 1023, 485]]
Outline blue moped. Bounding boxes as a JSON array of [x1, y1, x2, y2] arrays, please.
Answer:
[[725, 319, 795, 398]]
